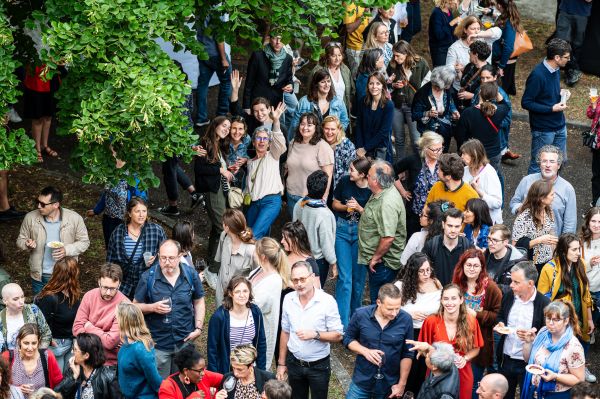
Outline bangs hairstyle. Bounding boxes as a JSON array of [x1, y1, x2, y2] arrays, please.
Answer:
[[36, 256, 82, 306], [460, 138, 489, 169], [438, 284, 474, 353], [117, 302, 154, 351], [322, 115, 345, 145], [390, 40, 422, 70], [454, 15, 481, 39], [417, 131, 445, 159], [292, 112, 323, 145], [452, 248, 488, 296], [223, 276, 254, 310], [201, 115, 231, 164], [308, 69, 335, 102], [465, 198, 493, 228]]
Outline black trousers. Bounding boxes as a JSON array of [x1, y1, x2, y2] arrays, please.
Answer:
[[593, 149, 600, 205], [499, 355, 526, 399], [161, 156, 193, 202], [287, 353, 331, 399]]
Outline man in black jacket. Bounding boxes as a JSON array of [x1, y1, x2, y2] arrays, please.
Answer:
[[494, 261, 550, 399], [414, 341, 459, 399]]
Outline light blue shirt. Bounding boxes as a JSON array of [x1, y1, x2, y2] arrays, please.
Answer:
[[509, 173, 577, 235], [42, 218, 61, 274], [542, 59, 560, 74]]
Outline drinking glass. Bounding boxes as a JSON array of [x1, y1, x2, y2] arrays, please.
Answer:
[[162, 297, 172, 323], [374, 353, 386, 380]]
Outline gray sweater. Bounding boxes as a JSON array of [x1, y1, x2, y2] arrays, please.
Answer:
[[293, 202, 337, 265]]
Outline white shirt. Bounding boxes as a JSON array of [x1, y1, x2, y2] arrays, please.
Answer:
[[329, 67, 346, 106], [281, 289, 344, 361], [584, 238, 600, 292], [394, 281, 442, 329], [463, 164, 503, 224], [401, 230, 428, 266], [503, 289, 537, 360]]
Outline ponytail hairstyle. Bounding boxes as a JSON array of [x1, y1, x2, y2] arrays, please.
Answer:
[[479, 82, 498, 118], [256, 237, 291, 287], [495, 0, 523, 33], [544, 300, 582, 338], [438, 284, 474, 353], [223, 209, 255, 244]]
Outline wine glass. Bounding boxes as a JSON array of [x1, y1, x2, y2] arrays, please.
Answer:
[[162, 297, 172, 323], [223, 375, 237, 392], [374, 353, 386, 380], [403, 392, 414, 399]]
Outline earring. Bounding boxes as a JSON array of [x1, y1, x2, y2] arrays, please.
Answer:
[[183, 374, 191, 384]]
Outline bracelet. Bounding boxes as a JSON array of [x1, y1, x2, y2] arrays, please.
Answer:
[[195, 326, 203, 331], [278, 364, 286, 367]]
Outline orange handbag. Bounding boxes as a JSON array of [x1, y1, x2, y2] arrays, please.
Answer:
[[511, 31, 533, 58]]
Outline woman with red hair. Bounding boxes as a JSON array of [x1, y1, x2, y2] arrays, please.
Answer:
[[452, 248, 502, 399]]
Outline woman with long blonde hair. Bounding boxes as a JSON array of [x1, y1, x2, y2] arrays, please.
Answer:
[[249, 237, 289, 369], [409, 283, 484, 399], [116, 303, 162, 399], [363, 22, 394, 68]]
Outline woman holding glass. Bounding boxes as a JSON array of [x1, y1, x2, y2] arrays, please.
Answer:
[[219, 345, 275, 399], [322, 115, 356, 194]]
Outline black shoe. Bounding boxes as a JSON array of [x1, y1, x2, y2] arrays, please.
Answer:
[[158, 205, 180, 216], [0, 207, 25, 221], [566, 70, 582, 87], [190, 192, 205, 210]]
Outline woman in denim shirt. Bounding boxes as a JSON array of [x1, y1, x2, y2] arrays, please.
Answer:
[[288, 69, 349, 135], [227, 116, 252, 190]]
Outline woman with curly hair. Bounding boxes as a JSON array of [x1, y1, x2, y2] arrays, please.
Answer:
[[411, 284, 484, 399], [0, 356, 24, 399], [34, 257, 82, 372], [394, 252, 442, 395], [452, 248, 502, 397]]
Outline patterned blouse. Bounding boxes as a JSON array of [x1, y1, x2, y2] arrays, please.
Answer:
[[332, 138, 356, 191], [234, 380, 261, 399], [512, 209, 556, 266], [411, 161, 439, 216], [12, 351, 47, 393], [531, 334, 584, 391]]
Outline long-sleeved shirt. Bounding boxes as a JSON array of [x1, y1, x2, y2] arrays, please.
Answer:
[[509, 173, 577, 234], [521, 61, 565, 131], [293, 202, 337, 265], [73, 288, 130, 366], [118, 340, 163, 399]]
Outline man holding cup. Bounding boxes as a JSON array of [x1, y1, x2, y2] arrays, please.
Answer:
[[16, 186, 90, 294]]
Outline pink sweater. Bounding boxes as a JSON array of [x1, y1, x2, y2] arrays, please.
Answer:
[[73, 288, 129, 365]]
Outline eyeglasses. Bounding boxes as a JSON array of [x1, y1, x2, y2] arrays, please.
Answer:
[[418, 268, 432, 275], [99, 285, 119, 293], [255, 136, 270, 142], [159, 256, 179, 263], [427, 147, 443, 153], [291, 274, 313, 285], [486, 237, 505, 244], [36, 200, 57, 208], [464, 263, 482, 270], [188, 367, 206, 373], [540, 159, 558, 165], [545, 317, 565, 324]]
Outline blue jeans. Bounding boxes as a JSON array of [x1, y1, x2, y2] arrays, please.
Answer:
[[528, 127, 567, 174], [283, 91, 299, 137], [196, 55, 232, 123], [346, 381, 388, 399], [31, 273, 52, 295], [246, 194, 282, 239], [49, 338, 73, 373], [400, 1, 422, 43], [366, 263, 397, 304], [286, 193, 303, 219], [315, 258, 330, 288], [334, 218, 365, 329], [471, 362, 485, 399]]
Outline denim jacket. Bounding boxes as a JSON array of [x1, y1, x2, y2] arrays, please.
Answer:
[[289, 95, 350, 135]]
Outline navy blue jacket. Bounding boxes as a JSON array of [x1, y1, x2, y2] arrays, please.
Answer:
[[207, 304, 267, 374], [428, 7, 455, 50], [521, 62, 565, 131]]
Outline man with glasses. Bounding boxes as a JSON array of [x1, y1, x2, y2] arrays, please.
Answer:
[[493, 261, 549, 399], [484, 224, 527, 295], [509, 145, 577, 234], [73, 263, 129, 367], [134, 239, 205, 378], [344, 284, 414, 398], [521, 38, 571, 174], [17, 186, 90, 294], [276, 261, 343, 399]]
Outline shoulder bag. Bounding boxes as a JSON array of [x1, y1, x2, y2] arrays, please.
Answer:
[[511, 31, 533, 58]]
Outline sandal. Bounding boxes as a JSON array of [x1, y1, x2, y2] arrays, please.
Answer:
[[43, 146, 58, 157], [37, 151, 43, 163]]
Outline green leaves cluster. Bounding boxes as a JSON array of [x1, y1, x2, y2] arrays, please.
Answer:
[[38, 0, 202, 189], [0, 3, 37, 171]]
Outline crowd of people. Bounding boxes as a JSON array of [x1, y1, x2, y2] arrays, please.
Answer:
[[2, 0, 600, 398]]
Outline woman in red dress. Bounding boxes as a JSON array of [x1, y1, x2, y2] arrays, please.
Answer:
[[416, 283, 484, 399]]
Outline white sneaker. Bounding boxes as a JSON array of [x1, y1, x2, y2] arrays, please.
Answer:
[[586, 367, 597, 383], [203, 269, 218, 290], [8, 108, 22, 123]]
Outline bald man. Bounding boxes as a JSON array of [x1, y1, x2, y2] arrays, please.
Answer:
[[0, 283, 52, 350], [476, 373, 509, 399]]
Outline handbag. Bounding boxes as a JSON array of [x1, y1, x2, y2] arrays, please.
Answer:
[[245, 156, 266, 206], [227, 184, 244, 208], [582, 117, 600, 149], [511, 31, 533, 58]]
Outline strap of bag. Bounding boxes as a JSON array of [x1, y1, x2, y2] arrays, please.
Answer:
[[544, 260, 558, 298], [39, 348, 49, 388], [248, 156, 266, 196], [125, 224, 144, 267], [461, 66, 483, 91], [486, 116, 499, 133]]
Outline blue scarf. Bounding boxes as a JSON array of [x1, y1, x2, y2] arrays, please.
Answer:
[[300, 197, 326, 208], [521, 326, 573, 399]]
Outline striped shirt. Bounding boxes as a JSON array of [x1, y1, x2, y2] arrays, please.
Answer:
[[124, 235, 142, 265], [229, 312, 255, 351]]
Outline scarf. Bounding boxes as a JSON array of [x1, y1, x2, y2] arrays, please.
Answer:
[[299, 197, 326, 208], [263, 44, 287, 86], [521, 326, 573, 399]]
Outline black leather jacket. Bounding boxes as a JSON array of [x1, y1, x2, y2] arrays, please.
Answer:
[[416, 365, 459, 399], [56, 365, 120, 399]]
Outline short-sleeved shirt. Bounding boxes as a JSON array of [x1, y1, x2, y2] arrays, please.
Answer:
[[344, 3, 370, 50], [134, 264, 205, 350], [333, 175, 372, 221], [286, 140, 334, 197], [531, 333, 585, 391], [358, 186, 406, 270], [425, 180, 479, 211]]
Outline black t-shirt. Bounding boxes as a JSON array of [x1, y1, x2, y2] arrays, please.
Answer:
[[456, 102, 509, 158], [423, 235, 470, 286], [394, 154, 423, 193], [35, 292, 81, 339], [332, 175, 372, 220], [486, 251, 509, 282]]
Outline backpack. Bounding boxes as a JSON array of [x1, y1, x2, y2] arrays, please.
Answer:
[[145, 263, 197, 303]]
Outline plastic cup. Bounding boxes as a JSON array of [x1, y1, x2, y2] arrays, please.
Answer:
[[143, 252, 153, 265]]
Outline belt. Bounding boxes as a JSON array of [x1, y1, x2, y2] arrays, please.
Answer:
[[288, 353, 330, 368]]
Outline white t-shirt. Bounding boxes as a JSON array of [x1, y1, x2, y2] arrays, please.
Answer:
[[6, 314, 25, 350]]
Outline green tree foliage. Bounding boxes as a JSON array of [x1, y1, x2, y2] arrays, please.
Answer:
[[0, 4, 37, 171]]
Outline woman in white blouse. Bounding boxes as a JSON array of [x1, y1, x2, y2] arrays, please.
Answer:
[[581, 207, 600, 321], [395, 252, 442, 395], [461, 139, 503, 224], [249, 237, 290, 370], [215, 209, 256, 306]]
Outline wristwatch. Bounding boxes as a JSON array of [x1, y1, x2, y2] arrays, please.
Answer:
[[314, 331, 321, 340]]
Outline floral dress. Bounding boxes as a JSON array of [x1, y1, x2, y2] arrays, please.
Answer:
[[512, 209, 556, 266], [531, 335, 584, 392], [332, 138, 356, 191], [411, 162, 439, 216]]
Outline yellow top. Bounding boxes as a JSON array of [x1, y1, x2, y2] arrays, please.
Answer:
[[344, 3, 370, 51], [425, 181, 479, 212]]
